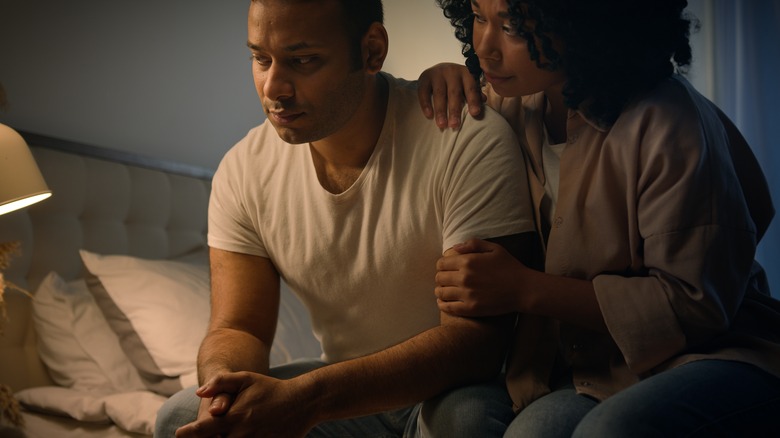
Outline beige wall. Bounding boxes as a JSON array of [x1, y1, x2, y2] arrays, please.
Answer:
[[0, 1, 712, 170], [0, 1, 465, 170], [383, 0, 464, 79]]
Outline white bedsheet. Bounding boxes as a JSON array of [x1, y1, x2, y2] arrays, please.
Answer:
[[16, 387, 165, 436], [20, 410, 147, 438]]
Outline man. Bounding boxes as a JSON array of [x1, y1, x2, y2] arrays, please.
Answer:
[[157, 0, 538, 436]]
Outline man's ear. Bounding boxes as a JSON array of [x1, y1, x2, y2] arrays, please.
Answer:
[[362, 22, 388, 74]]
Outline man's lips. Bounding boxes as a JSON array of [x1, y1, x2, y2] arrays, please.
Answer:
[[268, 111, 303, 124]]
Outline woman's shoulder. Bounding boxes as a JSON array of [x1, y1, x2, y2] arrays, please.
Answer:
[[621, 75, 711, 125], [612, 75, 720, 145]]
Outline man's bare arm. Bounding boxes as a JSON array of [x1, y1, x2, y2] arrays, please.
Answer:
[[195, 247, 281, 415]]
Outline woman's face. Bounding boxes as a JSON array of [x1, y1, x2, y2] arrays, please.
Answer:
[[471, 0, 566, 97]]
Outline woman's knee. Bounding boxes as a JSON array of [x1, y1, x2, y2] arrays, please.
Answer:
[[571, 403, 654, 438], [573, 361, 780, 438]]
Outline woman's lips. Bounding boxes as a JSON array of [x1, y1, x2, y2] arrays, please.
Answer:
[[483, 72, 512, 86]]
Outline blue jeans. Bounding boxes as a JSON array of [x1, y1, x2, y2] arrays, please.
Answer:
[[155, 359, 514, 437], [505, 359, 780, 437]]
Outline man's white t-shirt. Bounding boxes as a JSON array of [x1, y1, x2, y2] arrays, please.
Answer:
[[208, 74, 534, 363]]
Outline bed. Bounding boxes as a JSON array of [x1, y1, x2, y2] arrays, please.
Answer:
[[0, 130, 321, 437]]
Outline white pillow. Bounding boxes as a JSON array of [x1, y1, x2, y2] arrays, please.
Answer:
[[80, 250, 211, 396], [32, 272, 146, 393], [80, 249, 322, 396]]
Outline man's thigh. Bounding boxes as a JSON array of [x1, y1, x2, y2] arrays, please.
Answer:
[[313, 378, 514, 438], [308, 405, 419, 438], [155, 385, 201, 437], [416, 377, 515, 438]]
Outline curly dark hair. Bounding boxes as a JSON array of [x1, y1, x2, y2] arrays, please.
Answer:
[[436, 0, 696, 126]]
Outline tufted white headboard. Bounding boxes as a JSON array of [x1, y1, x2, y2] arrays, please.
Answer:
[[0, 131, 212, 392]]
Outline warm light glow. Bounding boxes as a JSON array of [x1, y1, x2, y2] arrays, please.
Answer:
[[0, 192, 52, 216], [0, 123, 52, 216]]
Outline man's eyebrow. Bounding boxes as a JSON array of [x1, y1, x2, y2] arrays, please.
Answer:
[[246, 41, 320, 52]]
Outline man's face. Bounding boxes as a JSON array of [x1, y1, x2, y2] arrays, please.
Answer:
[[247, 0, 367, 144]]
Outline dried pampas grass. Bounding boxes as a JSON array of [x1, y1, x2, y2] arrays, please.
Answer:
[[0, 241, 33, 336], [0, 242, 27, 432], [0, 384, 23, 429]]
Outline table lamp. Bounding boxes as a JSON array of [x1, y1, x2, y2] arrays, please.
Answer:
[[0, 123, 51, 216], [0, 115, 49, 435]]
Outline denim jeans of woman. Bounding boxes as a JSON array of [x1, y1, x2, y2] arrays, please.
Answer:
[[505, 359, 780, 438]]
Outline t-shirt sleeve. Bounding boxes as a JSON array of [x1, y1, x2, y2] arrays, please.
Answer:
[[207, 139, 270, 258], [440, 106, 535, 252]]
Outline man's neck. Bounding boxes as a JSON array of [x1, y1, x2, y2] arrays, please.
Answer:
[[310, 74, 389, 194]]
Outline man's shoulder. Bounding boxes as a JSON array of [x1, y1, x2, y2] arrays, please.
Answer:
[[465, 102, 518, 131], [243, 121, 286, 148], [384, 72, 516, 139], [382, 71, 417, 93], [216, 122, 294, 180], [223, 122, 287, 158]]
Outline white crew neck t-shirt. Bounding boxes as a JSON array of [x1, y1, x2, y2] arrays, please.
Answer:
[[209, 74, 534, 363]]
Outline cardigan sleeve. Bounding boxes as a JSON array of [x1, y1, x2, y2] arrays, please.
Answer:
[[593, 80, 761, 374]]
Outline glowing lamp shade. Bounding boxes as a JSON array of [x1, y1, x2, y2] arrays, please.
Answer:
[[0, 124, 51, 216]]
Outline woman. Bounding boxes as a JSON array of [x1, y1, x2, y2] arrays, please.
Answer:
[[420, 0, 780, 436]]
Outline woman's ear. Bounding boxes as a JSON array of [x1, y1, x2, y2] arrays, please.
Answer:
[[362, 22, 388, 74]]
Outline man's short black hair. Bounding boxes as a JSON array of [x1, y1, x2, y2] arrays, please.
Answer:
[[339, 0, 384, 69], [251, 0, 384, 69], [341, 0, 384, 40]]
